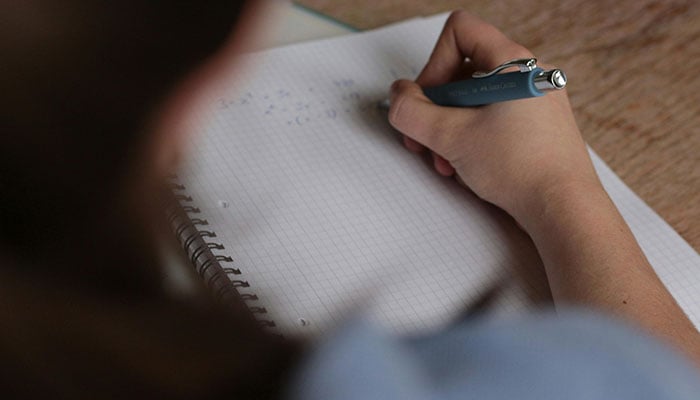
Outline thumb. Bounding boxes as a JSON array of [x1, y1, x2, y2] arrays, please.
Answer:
[[388, 79, 463, 154]]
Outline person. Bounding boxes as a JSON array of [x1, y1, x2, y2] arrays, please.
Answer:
[[1, 2, 698, 399]]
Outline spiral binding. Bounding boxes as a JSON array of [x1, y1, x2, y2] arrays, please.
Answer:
[[164, 180, 275, 328]]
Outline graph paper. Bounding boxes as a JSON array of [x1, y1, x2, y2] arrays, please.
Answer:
[[178, 14, 700, 338]]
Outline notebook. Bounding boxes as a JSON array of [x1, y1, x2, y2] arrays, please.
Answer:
[[169, 14, 700, 338]]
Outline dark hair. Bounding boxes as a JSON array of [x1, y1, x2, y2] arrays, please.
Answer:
[[0, 2, 300, 398], [1, 2, 243, 275]]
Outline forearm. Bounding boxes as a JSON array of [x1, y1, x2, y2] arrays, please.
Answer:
[[521, 182, 700, 364], [386, 8, 700, 366]]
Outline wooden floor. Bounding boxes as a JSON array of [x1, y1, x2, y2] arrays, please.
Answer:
[[297, 0, 700, 252]]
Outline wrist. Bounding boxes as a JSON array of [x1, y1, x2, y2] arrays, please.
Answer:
[[511, 178, 611, 235]]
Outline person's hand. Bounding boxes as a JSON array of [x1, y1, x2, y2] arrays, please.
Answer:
[[388, 10, 602, 228], [390, 11, 700, 366]]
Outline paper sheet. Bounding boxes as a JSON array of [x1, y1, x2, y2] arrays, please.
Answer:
[[180, 14, 700, 337]]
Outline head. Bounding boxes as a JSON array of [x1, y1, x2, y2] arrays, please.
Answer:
[[1, 1, 252, 285], [1, 2, 300, 398]]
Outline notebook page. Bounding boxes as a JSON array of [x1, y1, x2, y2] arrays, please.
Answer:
[[591, 151, 700, 325], [180, 15, 700, 337], [181, 15, 547, 337]]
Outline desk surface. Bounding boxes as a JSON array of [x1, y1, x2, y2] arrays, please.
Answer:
[[296, 0, 700, 252]]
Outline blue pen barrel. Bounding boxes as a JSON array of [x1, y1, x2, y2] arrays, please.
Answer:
[[423, 67, 544, 107]]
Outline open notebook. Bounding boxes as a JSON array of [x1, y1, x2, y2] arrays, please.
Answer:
[[173, 14, 700, 338]]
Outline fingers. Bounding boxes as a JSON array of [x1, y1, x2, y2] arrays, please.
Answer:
[[403, 133, 455, 176], [416, 10, 533, 87], [390, 80, 457, 177], [433, 153, 455, 176], [388, 79, 468, 154], [403, 135, 424, 153], [391, 12, 533, 179]]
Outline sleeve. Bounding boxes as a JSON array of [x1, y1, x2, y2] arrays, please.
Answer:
[[285, 309, 700, 400]]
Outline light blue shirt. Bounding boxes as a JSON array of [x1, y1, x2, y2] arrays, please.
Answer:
[[288, 309, 700, 399]]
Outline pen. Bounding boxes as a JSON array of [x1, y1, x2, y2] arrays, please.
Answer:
[[379, 58, 566, 109]]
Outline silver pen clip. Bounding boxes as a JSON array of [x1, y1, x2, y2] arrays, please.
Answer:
[[471, 58, 538, 79], [472, 57, 566, 90]]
